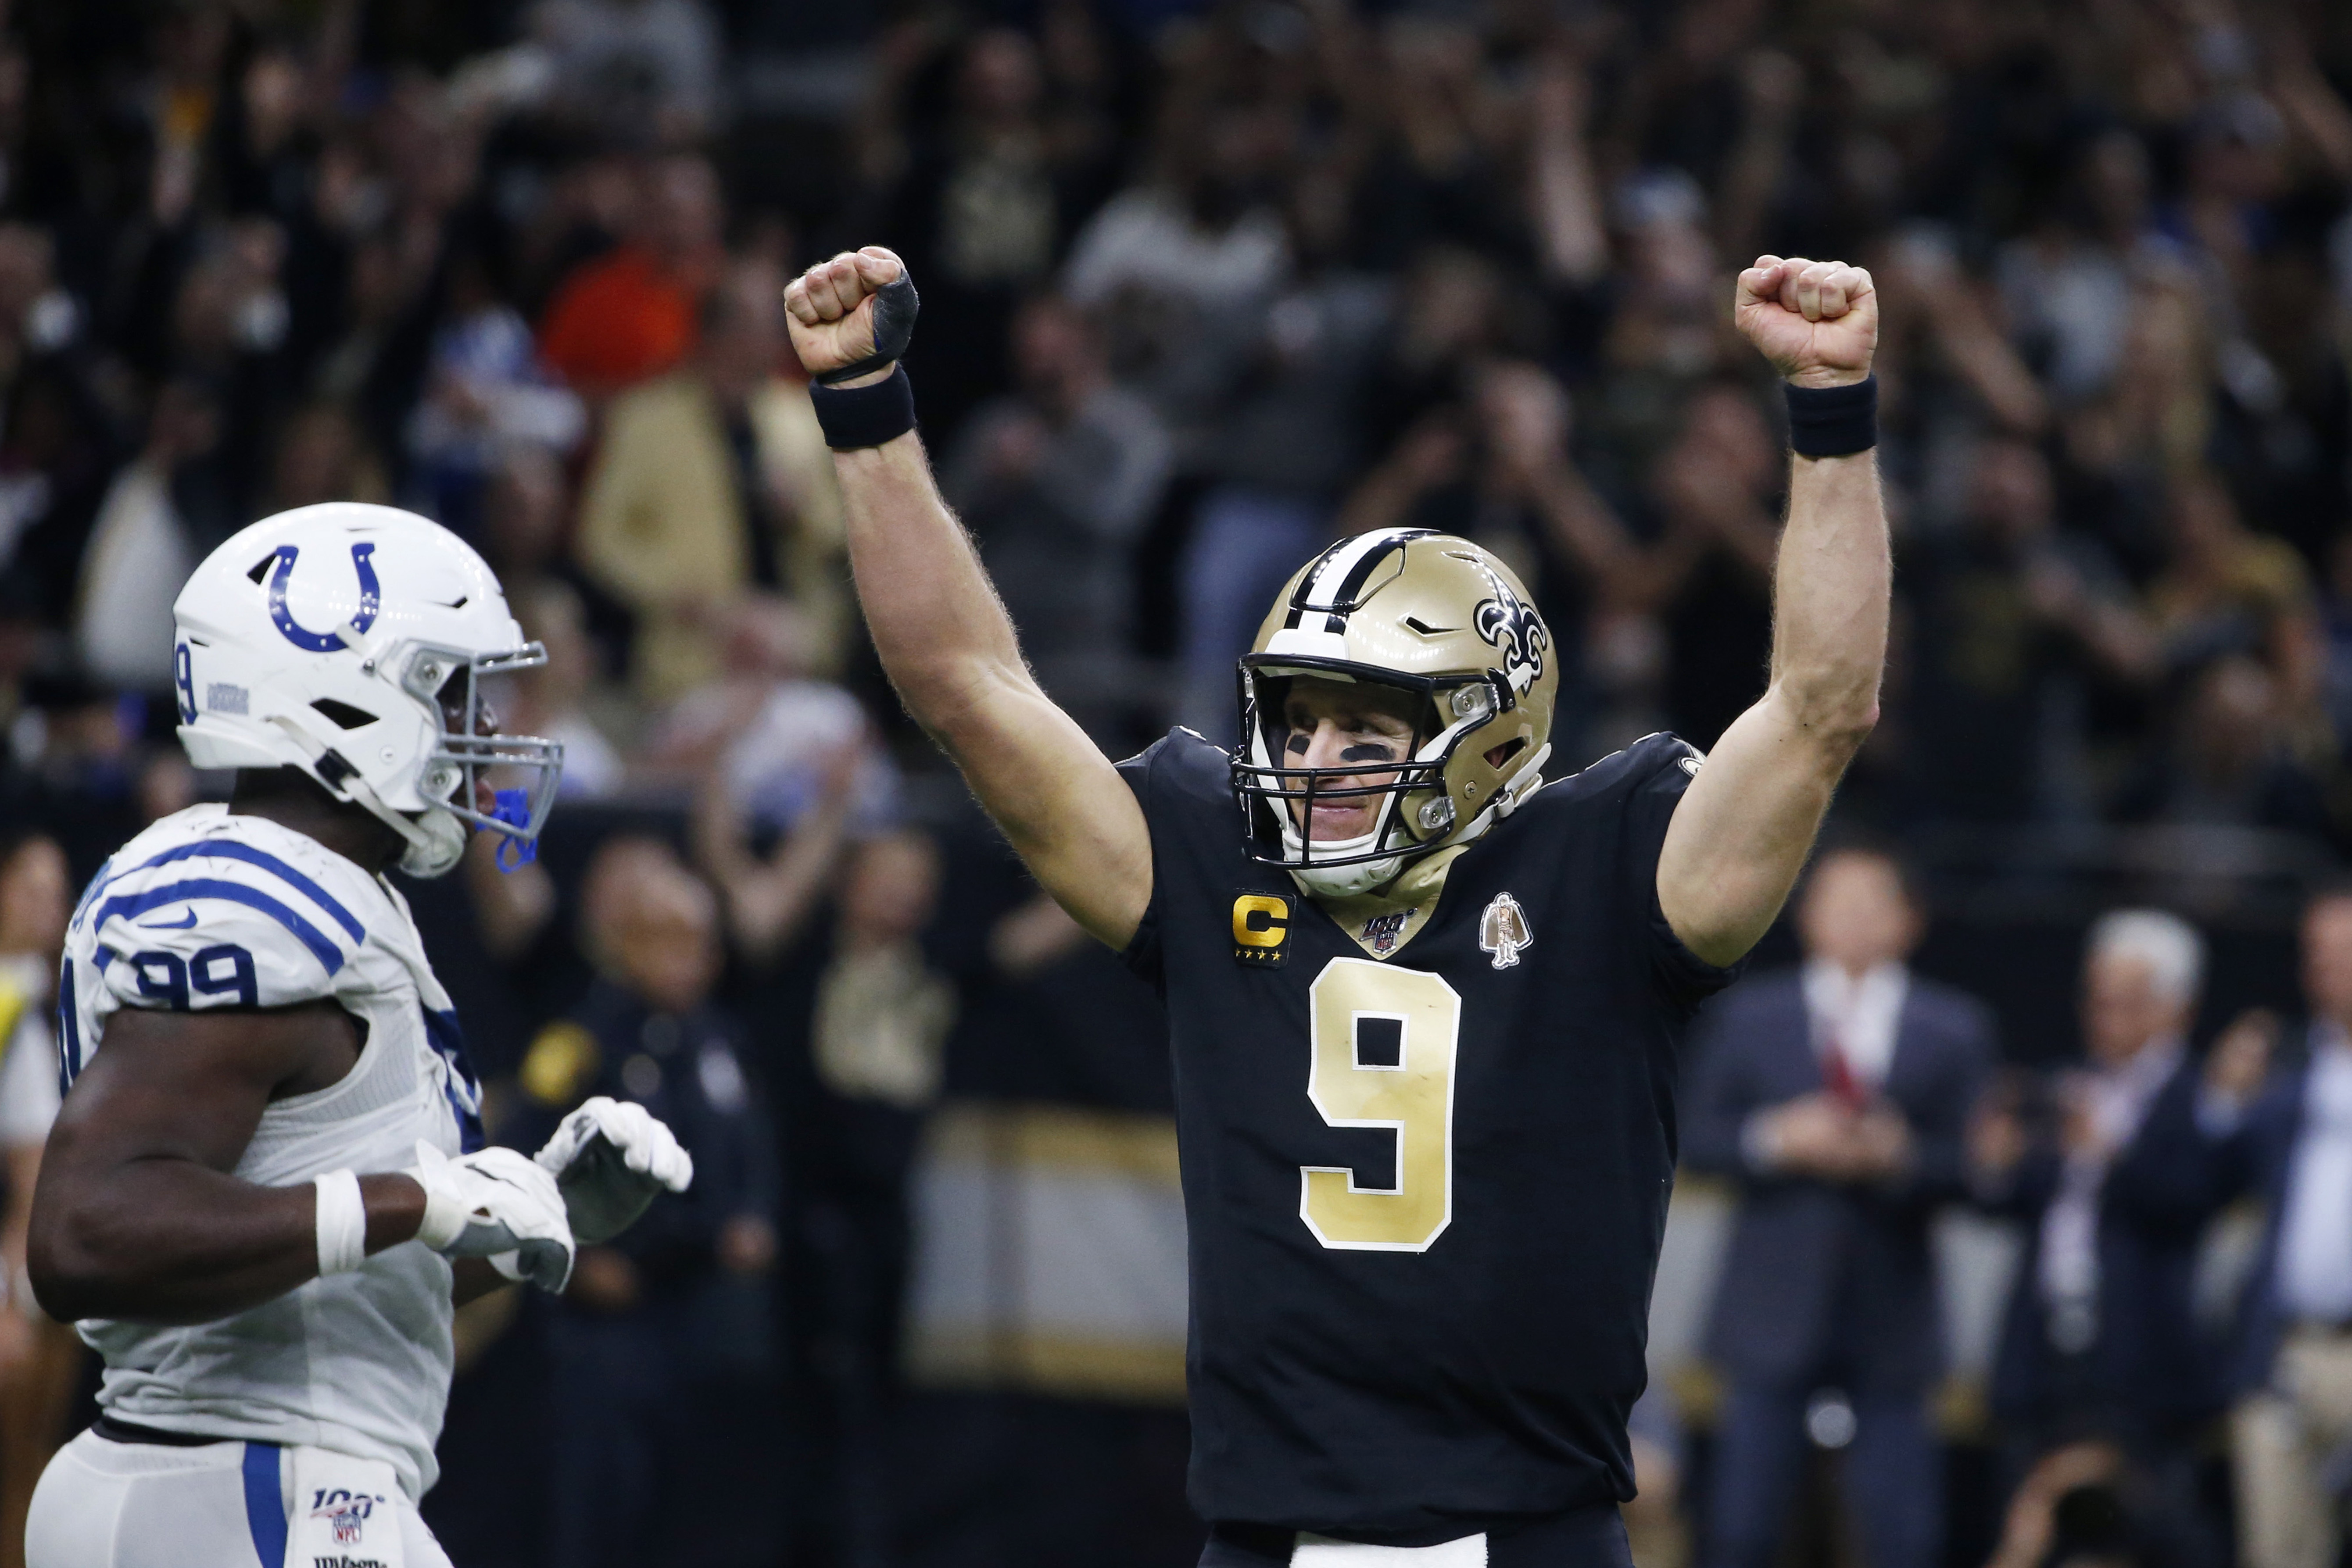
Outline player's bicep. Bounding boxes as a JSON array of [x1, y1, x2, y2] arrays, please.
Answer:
[[1656, 689, 1848, 968], [936, 675, 1152, 949], [47, 1003, 354, 1177]]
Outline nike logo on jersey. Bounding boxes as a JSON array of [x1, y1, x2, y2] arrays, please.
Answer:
[[135, 908, 199, 929]]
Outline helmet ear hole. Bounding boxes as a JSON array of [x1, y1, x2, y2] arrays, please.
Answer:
[[311, 698, 380, 730], [1486, 736, 1527, 771]]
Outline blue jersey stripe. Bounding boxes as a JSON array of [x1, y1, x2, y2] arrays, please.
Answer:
[[54, 958, 78, 1097], [68, 858, 111, 935], [93, 881, 346, 977], [241, 1442, 287, 1567], [94, 841, 368, 945]]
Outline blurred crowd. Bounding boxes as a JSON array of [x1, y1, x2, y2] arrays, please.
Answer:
[[0, 0, 2349, 1564]]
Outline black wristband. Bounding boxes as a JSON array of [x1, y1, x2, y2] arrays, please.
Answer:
[[809, 364, 917, 450], [1784, 375, 1877, 458]]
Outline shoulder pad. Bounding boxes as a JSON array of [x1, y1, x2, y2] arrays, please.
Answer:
[[81, 815, 377, 1011]]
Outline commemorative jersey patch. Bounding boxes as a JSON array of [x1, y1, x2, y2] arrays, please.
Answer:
[[1361, 910, 1412, 956], [288, 1446, 406, 1568], [1232, 892, 1292, 967], [1478, 891, 1533, 969]]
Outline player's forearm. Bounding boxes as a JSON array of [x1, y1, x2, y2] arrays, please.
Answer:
[[833, 433, 1040, 744], [1764, 448, 1887, 747], [1656, 447, 1886, 966], [29, 1165, 425, 1325]]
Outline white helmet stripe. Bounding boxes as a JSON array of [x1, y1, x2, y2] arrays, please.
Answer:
[[1284, 528, 1433, 633]]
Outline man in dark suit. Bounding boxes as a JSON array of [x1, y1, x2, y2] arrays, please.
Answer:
[[2227, 887, 2352, 1568], [1688, 844, 1996, 1568], [1973, 909, 2238, 1567]]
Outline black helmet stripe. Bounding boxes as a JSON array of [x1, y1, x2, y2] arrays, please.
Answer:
[[1285, 528, 1435, 634]]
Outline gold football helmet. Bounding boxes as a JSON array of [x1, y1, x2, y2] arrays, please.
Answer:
[[1233, 527, 1558, 896]]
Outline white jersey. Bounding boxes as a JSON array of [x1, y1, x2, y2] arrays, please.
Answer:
[[58, 805, 485, 1500]]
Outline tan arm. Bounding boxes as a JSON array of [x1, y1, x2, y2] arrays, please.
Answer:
[[787, 250, 1151, 949], [1657, 258, 1888, 967]]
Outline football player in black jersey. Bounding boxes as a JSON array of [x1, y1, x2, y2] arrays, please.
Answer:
[[786, 246, 1886, 1566]]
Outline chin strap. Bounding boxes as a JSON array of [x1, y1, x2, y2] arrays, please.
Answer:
[[1493, 743, 1552, 818], [264, 712, 459, 872]]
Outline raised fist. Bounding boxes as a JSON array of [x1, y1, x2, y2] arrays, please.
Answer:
[[784, 247, 918, 384], [1733, 256, 1877, 389]]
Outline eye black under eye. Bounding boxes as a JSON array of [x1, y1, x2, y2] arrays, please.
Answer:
[[1339, 743, 1394, 762], [1286, 735, 1309, 754]]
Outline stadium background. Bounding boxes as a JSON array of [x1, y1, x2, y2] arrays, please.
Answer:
[[0, 0, 2348, 1564]]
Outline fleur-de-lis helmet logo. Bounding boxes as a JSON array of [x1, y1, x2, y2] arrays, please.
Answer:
[[1472, 573, 1548, 696]]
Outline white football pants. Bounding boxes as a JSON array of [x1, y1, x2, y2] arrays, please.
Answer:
[[25, 1429, 454, 1568]]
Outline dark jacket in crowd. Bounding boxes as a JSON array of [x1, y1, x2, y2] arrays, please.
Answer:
[[1986, 1055, 2234, 1444], [2224, 1023, 2333, 1397], [515, 979, 781, 1315], [1686, 969, 1996, 1400]]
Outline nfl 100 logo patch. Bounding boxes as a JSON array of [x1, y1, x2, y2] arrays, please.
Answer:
[[308, 1485, 384, 1550], [1360, 910, 1411, 956]]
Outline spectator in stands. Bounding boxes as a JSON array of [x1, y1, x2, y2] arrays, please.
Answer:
[[1902, 437, 2155, 825], [2148, 474, 2326, 740], [0, 834, 77, 1568], [1997, 130, 2167, 411], [1687, 843, 1995, 1568], [861, 26, 1121, 439], [2226, 887, 2352, 1568], [264, 398, 387, 512], [528, 0, 723, 144], [1910, 432, 2154, 822], [1643, 381, 1783, 752], [506, 580, 625, 801], [0, 226, 111, 611], [943, 292, 1168, 743], [2057, 270, 2223, 575], [644, 597, 895, 834], [514, 839, 780, 1568], [1974, 911, 2239, 1567], [404, 247, 585, 536], [576, 258, 846, 703], [73, 380, 220, 696], [1061, 98, 1291, 437], [1578, 171, 1731, 489], [537, 154, 724, 396], [1174, 174, 1391, 742], [2114, 654, 2334, 839]]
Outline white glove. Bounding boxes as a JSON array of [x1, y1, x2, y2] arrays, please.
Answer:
[[406, 1141, 576, 1292], [532, 1097, 695, 1245]]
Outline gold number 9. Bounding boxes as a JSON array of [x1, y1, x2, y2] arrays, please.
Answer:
[[1300, 958, 1461, 1251]]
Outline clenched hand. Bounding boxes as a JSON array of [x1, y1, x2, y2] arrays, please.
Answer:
[[784, 247, 911, 385], [1733, 255, 1878, 389]]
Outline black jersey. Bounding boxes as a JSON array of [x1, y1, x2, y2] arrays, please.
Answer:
[[1117, 727, 1739, 1542]]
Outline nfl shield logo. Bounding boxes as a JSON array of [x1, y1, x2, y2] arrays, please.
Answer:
[[1362, 911, 1409, 956], [309, 1490, 376, 1547]]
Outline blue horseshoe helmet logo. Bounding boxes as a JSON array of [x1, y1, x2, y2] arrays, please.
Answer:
[[269, 543, 380, 652]]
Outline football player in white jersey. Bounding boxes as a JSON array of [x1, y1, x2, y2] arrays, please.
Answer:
[[20, 503, 694, 1568]]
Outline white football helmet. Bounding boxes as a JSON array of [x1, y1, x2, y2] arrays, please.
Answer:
[[171, 502, 563, 878]]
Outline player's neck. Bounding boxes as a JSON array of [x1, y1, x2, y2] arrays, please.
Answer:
[[227, 768, 407, 875]]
